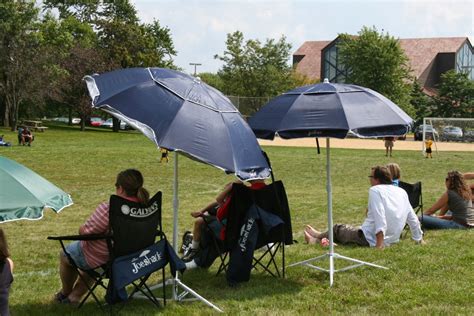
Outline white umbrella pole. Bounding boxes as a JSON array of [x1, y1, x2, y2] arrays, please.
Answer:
[[173, 152, 179, 250], [142, 151, 223, 312], [326, 138, 335, 286], [287, 137, 388, 285]]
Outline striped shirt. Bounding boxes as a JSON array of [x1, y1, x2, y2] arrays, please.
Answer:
[[80, 202, 110, 268]]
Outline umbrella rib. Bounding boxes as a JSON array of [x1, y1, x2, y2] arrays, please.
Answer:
[[146, 68, 237, 114]]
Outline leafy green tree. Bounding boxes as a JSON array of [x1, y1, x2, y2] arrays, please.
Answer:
[[215, 31, 299, 113], [43, 0, 177, 131], [338, 26, 414, 116], [410, 80, 433, 123], [432, 70, 474, 118], [0, 1, 42, 130]]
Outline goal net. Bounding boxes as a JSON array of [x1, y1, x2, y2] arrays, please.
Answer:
[[420, 117, 474, 155]]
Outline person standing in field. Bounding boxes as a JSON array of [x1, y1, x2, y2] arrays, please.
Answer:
[[383, 137, 395, 157], [425, 136, 433, 158]]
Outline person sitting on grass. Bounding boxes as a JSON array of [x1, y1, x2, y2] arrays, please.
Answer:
[[305, 166, 424, 249], [20, 127, 34, 146], [0, 229, 13, 316], [181, 181, 238, 263], [183, 179, 267, 270], [464, 172, 474, 201], [386, 163, 401, 186], [55, 169, 150, 305], [421, 171, 473, 229]]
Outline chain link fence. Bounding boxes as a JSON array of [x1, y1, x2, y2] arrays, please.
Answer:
[[226, 95, 271, 119]]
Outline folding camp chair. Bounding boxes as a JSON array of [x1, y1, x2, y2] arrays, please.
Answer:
[[399, 181, 423, 215], [399, 181, 424, 236], [48, 191, 182, 312], [200, 180, 293, 282]]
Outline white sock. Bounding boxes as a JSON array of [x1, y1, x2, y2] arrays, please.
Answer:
[[185, 260, 198, 270], [191, 240, 200, 249]]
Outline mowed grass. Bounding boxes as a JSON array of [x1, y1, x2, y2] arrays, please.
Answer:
[[0, 124, 473, 315]]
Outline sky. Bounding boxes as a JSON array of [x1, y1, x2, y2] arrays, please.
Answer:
[[133, 0, 474, 75]]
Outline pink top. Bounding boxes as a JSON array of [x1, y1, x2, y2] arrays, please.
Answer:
[[80, 196, 143, 268], [80, 202, 110, 268]]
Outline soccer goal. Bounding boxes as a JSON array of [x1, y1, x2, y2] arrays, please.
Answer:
[[419, 117, 474, 155]]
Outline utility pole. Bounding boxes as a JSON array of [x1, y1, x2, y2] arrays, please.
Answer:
[[189, 62, 202, 76]]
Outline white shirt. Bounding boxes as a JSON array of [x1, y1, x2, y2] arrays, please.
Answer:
[[361, 184, 423, 247]]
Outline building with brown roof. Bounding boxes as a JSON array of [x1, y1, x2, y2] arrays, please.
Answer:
[[293, 36, 473, 94]]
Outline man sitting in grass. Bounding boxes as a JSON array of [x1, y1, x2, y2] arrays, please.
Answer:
[[305, 165, 424, 249]]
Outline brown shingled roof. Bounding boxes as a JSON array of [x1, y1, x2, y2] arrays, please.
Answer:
[[293, 37, 469, 83], [293, 40, 331, 80], [399, 37, 467, 78]]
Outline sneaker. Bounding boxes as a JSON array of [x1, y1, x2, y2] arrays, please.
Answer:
[[182, 248, 199, 262], [180, 231, 193, 254]]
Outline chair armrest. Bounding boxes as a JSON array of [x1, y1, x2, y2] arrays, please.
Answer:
[[155, 231, 166, 239], [48, 233, 111, 241]]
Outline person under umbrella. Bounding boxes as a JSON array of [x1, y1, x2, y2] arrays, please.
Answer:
[[304, 166, 424, 249], [55, 169, 149, 305]]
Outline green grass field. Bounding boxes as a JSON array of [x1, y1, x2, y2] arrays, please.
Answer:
[[0, 124, 473, 315]]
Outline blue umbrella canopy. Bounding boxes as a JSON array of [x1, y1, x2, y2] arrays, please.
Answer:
[[249, 80, 413, 139], [84, 67, 270, 180], [248, 80, 411, 285], [0, 156, 73, 223]]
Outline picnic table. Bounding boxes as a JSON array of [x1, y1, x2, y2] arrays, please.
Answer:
[[22, 120, 48, 132]]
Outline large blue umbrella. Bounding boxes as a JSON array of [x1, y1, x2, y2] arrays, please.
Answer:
[[84, 67, 270, 311], [84, 67, 270, 180], [249, 79, 412, 286]]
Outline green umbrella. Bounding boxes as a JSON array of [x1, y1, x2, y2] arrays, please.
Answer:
[[0, 156, 73, 222]]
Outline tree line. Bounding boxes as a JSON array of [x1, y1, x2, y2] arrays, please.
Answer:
[[1, 2, 471, 132]]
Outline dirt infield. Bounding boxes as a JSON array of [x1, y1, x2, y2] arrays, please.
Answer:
[[259, 136, 474, 152]]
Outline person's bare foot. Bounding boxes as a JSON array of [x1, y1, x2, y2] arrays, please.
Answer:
[[305, 225, 322, 238], [304, 231, 320, 244]]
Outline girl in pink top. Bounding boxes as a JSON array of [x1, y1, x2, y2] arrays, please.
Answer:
[[55, 169, 150, 305]]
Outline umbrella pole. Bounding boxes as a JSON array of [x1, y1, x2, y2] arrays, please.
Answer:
[[287, 138, 388, 285], [326, 138, 335, 286], [172, 152, 179, 300], [173, 152, 179, 250], [139, 152, 223, 312]]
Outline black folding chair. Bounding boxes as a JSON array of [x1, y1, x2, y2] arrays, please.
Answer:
[[399, 181, 424, 235], [48, 192, 174, 312], [200, 180, 293, 281], [399, 181, 423, 215]]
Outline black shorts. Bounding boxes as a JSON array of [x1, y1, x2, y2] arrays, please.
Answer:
[[426, 148, 432, 154]]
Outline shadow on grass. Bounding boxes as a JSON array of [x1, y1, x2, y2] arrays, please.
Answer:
[[180, 267, 305, 302], [11, 297, 166, 316]]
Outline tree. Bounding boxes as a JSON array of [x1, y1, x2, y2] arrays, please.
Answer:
[[215, 31, 300, 113], [43, 0, 178, 131], [432, 70, 474, 118], [0, 1, 42, 130], [410, 80, 433, 123], [338, 26, 414, 116]]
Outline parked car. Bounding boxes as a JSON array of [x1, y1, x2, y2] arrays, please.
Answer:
[[100, 118, 128, 130], [441, 126, 463, 141], [90, 117, 104, 127], [414, 124, 438, 141], [71, 118, 81, 124], [52, 117, 69, 123], [463, 129, 474, 142]]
